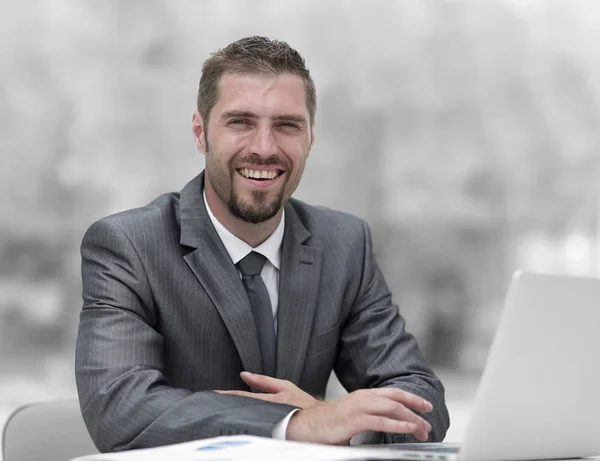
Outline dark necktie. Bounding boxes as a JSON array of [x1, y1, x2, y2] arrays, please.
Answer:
[[237, 251, 276, 376]]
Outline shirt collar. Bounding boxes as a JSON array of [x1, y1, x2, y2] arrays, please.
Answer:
[[203, 188, 284, 269]]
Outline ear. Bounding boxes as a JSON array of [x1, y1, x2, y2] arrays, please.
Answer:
[[191, 110, 207, 154]]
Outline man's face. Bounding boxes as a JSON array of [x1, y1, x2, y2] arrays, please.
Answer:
[[193, 73, 314, 224]]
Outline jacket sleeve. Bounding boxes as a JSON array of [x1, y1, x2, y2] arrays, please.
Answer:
[[75, 218, 296, 452], [334, 221, 451, 444]]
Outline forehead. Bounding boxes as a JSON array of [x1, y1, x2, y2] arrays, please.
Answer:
[[213, 73, 308, 118]]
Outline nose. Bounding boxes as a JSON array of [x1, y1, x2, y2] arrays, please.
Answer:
[[248, 123, 276, 157]]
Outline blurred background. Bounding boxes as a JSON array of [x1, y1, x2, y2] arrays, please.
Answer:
[[1, 0, 599, 449]]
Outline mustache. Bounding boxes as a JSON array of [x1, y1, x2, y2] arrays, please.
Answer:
[[233, 155, 289, 169]]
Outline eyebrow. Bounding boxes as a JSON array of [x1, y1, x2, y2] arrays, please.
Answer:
[[221, 110, 307, 124]]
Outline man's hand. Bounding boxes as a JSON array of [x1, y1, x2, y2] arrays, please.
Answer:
[[286, 388, 433, 445], [218, 374, 433, 445], [215, 371, 323, 410]]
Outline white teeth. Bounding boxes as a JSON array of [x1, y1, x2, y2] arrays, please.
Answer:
[[240, 169, 279, 180]]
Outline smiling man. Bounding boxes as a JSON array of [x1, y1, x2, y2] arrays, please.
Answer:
[[75, 36, 450, 452], [196, 71, 311, 246]]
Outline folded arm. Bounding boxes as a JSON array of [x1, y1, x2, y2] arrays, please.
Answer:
[[75, 219, 296, 452]]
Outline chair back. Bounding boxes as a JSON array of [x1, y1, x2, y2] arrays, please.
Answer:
[[2, 399, 98, 461]]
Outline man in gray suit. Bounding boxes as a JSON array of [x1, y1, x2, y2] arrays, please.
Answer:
[[75, 36, 450, 452]]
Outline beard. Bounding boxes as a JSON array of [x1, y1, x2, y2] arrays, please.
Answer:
[[228, 185, 285, 224], [205, 141, 294, 224]]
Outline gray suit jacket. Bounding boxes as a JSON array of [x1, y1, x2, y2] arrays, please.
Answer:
[[75, 172, 449, 452]]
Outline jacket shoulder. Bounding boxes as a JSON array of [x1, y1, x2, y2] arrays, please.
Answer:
[[85, 192, 181, 242], [287, 198, 367, 242]]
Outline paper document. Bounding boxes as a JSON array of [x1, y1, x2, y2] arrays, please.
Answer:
[[69, 435, 405, 461]]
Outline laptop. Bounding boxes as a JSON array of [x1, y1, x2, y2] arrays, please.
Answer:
[[375, 271, 600, 461]]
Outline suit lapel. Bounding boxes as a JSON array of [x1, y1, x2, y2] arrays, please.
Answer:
[[180, 173, 264, 375], [276, 204, 322, 383]]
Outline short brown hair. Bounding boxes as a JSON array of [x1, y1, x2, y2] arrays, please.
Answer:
[[197, 36, 316, 128]]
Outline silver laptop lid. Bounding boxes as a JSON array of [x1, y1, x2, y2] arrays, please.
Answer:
[[460, 271, 600, 461]]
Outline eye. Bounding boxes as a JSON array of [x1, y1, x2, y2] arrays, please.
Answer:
[[277, 122, 300, 130], [229, 119, 249, 125]]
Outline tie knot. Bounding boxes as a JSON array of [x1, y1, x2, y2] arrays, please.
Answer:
[[237, 251, 267, 277]]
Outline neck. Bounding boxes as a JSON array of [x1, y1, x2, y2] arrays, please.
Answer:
[[205, 183, 282, 248]]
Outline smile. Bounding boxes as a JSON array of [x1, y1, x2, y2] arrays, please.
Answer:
[[238, 168, 283, 180]]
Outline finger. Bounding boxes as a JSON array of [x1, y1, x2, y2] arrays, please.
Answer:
[[231, 392, 280, 403], [361, 416, 429, 442], [215, 390, 280, 403], [358, 415, 421, 438], [240, 371, 288, 394], [391, 404, 432, 433], [370, 388, 433, 413], [214, 390, 254, 397], [366, 397, 431, 434], [415, 428, 429, 442]]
